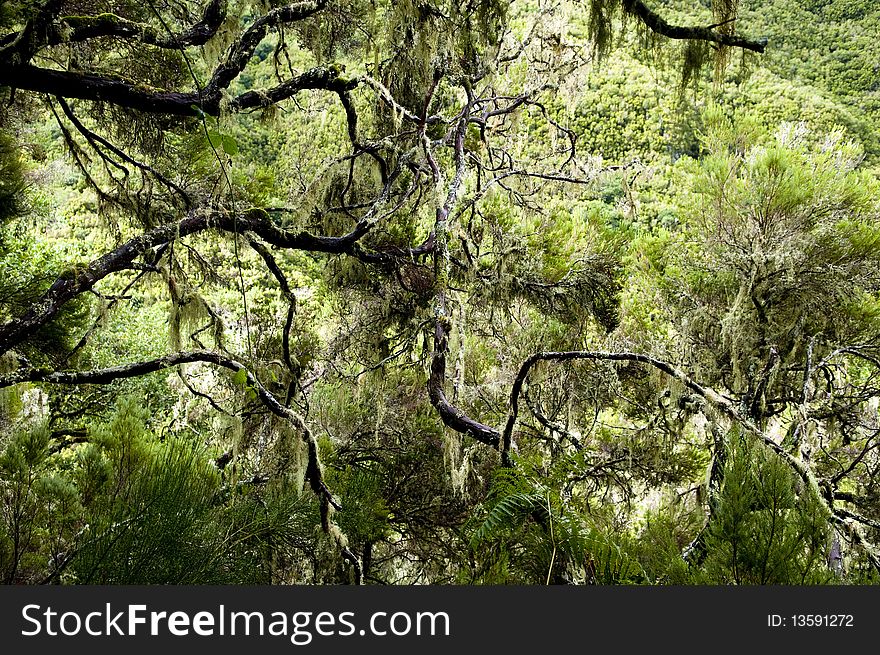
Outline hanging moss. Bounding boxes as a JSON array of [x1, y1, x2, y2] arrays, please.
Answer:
[[680, 39, 711, 92], [588, 0, 622, 60], [166, 274, 216, 351]]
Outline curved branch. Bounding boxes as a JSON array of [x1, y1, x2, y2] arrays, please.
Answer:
[[504, 348, 880, 574], [1, 2, 334, 116], [0, 350, 233, 387], [0, 349, 363, 580], [503, 349, 880, 574], [427, 317, 501, 448], [55, 96, 191, 205], [1, 0, 228, 52], [246, 235, 299, 402], [227, 67, 358, 113], [624, 0, 767, 53], [503, 350, 808, 488], [204, 0, 326, 105], [0, 208, 375, 357]]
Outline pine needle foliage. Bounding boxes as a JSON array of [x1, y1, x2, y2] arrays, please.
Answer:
[[699, 429, 833, 585]]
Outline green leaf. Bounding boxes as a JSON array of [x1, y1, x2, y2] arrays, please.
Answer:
[[220, 134, 239, 156], [206, 130, 238, 156], [206, 129, 222, 150], [470, 492, 547, 546], [232, 368, 247, 386]]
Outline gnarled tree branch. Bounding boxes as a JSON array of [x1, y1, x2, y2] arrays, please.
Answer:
[[503, 350, 806, 482], [0, 64, 355, 117], [0, 205, 402, 357], [503, 349, 880, 574], [427, 83, 501, 450], [624, 0, 767, 53], [51, 0, 227, 49], [0, 349, 362, 583], [0, 1, 333, 116]]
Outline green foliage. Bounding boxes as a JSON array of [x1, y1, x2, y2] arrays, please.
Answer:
[[72, 437, 232, 584], [326, 467, 390, 547], [2, 0, 880, 587], [634, 502, 702, 584], [0, 422, 53, 583], [0, 129, 26, 233], [562, 56, 702, 163], [470, 490, 549, 545], [0, 398, 328, 584], [69, 398, 322, 584], [468, 468, 644, 584], [699, 431, 833, 584], [644, 112, 880, 394], [717, 69, 880, 158]]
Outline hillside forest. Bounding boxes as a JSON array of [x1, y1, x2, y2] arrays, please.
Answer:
[[1, 0, 879, 585]]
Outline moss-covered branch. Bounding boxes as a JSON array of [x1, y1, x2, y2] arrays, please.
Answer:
[[0, 205, 407, 358], [624, 0, 767, 53], [0, 349, 362, 583], [0, 1, 331, 116]]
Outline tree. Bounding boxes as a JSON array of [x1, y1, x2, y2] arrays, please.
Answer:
[[1, 0, 877, 584], [635, 115, 880, 574]]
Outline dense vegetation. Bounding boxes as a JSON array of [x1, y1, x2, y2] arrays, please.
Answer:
[[0, 0, 878, 585]]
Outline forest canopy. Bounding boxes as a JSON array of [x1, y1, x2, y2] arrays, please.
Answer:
[[0, 0, 879, 585]]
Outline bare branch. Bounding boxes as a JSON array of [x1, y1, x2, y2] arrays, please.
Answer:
[[428, 83, 501, 450]]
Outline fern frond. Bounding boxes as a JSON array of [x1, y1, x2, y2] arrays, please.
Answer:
[[471, 492, 549, 547]]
